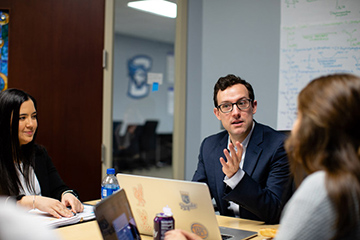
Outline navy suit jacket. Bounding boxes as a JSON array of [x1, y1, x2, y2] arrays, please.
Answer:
[[33, 145, 75, 200], [192, 122, 292, 224]]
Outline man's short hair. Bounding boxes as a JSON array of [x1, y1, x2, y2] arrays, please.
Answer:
[[213, 74, 255, 107]]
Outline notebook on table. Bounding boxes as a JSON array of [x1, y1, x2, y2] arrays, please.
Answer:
[[94, 189, 141, 240], [117, 173, 257, 240], [29, 204, 95, 228]]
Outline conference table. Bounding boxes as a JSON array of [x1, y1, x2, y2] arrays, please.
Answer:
[[55, 200, 278, 240]]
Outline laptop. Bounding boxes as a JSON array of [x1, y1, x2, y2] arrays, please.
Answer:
[[94, 188, 141, 240], [117, 173, 257, 240]]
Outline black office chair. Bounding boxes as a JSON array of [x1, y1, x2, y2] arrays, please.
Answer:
[[113, 121, 122, 154], [113, 124, 143, 172], [139, 120, 158, 167]]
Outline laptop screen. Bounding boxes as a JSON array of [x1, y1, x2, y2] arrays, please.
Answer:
[[94, 189, 141, 240]]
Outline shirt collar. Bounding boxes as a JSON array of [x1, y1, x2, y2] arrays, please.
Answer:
[[227, 121, 255, 150]]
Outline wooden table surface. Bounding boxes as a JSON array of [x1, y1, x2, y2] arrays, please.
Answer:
[[55, 200, 278, 240]]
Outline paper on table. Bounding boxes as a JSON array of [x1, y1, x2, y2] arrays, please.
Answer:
[[28, 204, 95, 228], [79, 204, 96, 221]]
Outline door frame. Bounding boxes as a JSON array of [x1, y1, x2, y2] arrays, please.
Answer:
[[172, 0, 187, 179], [102, 0, 115, 178]]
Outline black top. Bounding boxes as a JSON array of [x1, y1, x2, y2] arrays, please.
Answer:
[[16, 144, 78, 201]]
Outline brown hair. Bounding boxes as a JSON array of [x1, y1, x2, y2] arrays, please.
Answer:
[[213, 74, 255, 107], [285, 73, 360, 239]]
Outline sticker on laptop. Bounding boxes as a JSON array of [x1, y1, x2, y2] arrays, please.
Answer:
[[179, 191, 197, 211], [191, 223, 209, 239], [133, 184, 146, 206], [136, 209, 152, 233]]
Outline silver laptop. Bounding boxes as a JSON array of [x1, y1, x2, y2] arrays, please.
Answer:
[[94, 188, 141, 240], [117, 173, 257, 240]]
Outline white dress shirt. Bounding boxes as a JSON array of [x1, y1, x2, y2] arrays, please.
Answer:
[[17, 163, 42, 196], [223, 121, 255, 216]]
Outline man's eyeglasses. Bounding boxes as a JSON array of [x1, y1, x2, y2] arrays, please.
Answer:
[[217, 98, 252, 113]]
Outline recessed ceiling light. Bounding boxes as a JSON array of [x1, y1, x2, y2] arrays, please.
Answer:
[[127, 0, 177, 19]]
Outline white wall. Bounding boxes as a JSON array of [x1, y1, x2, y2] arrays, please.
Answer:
[[185, 0, 281, 179], [113, 34, 174, 134]]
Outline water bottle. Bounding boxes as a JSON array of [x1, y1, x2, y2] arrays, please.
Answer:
[[101, 168, 120, 199]]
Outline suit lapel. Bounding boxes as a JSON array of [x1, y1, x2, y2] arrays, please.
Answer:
[[213, 133, 228, 198], [243, 123, 264, 176]]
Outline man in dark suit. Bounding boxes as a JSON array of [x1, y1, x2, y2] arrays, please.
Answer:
[[192, 74, 292, 224]]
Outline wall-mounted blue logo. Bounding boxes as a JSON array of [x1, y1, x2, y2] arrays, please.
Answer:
[[127, 55, 152, 99]]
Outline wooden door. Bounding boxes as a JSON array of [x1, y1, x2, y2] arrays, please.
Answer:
[[0, 0, 104, 201]]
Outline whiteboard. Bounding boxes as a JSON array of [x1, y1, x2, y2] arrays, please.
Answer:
[[278, 0, 360, 130]]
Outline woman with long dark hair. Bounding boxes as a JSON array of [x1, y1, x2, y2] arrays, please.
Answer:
[[0, 88, 83, 218]]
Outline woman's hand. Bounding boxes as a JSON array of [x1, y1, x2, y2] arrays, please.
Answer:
[[18, 195, 74, 218], [61, 192, 84, 214], [164, 229, 202, 240]]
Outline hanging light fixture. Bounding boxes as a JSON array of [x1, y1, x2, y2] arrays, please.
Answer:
[[127, 0, 177, 19]]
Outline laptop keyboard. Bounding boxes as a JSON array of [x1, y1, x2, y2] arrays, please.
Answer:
[[221, 234, 233, 240]]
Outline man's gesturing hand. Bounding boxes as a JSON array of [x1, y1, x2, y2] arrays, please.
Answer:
[[220, 141, 243, 178]]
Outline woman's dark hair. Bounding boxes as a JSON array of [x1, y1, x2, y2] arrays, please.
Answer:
[[285, 74, 360, 239], [0, 88, 38, 195], [213, 74, 255, 107]]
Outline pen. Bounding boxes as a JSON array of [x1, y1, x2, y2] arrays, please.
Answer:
[[67, 206, 76, 216]]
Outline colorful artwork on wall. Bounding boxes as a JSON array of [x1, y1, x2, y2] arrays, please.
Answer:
[[0, 10, 9, 92]]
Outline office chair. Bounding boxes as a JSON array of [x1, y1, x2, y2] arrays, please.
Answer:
[[139, 120, 158, 167], [113, 121, 123, 154], [113, 124, 143, 172]]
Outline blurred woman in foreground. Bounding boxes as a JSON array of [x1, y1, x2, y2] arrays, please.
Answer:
[[276, 73, 360, 239]]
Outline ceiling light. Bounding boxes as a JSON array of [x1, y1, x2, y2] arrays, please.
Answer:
[[127, 0, 177, 19]]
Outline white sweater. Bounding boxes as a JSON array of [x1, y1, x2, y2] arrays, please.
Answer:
[[275, 171, 360, 240]]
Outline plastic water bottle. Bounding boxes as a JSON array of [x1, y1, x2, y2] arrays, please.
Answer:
[[101, 168, 120, 199]]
